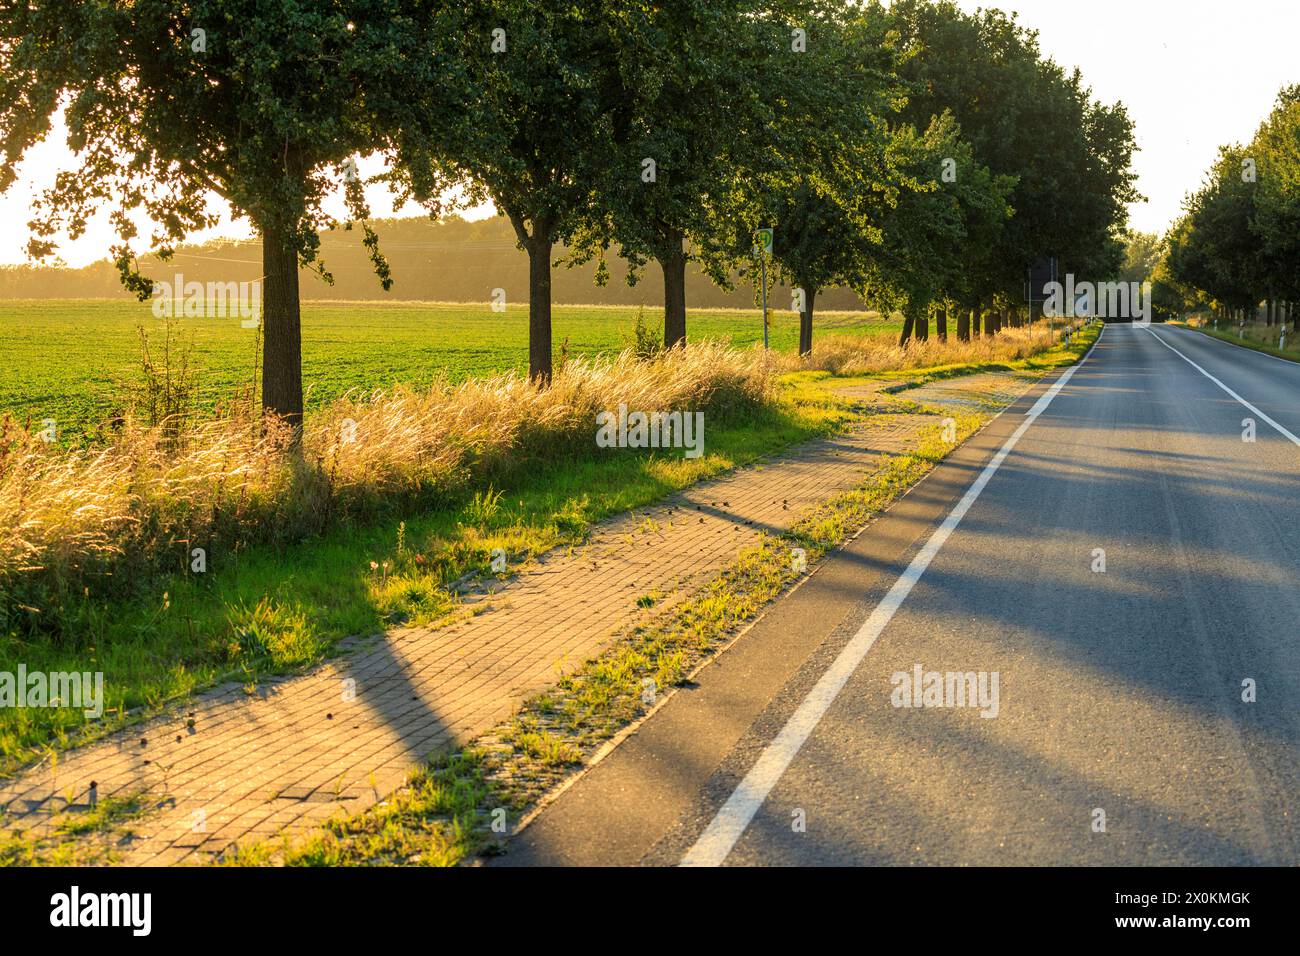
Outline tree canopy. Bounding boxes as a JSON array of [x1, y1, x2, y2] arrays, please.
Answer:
[[889, 0, 1139, 313], [1167, 86, 1300, 318]]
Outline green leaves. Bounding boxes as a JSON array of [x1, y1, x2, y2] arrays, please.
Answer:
[[1250, 87, 1300, 301], [890, 0, 1137, 301], [1, 1, 442, 272], [567, 2, 783, 271], [1169, 133, 1277, 310], [719, 4, 908, 324]]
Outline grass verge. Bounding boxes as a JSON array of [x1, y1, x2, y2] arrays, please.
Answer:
[[3, 329, 1090, 775], [0, 391, 845, 776], [1177, 321, 1300, 363], [0, 790, 160, 866], [218, 410, 983, 866]]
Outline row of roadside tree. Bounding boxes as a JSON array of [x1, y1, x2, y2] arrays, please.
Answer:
[[0, 0, 1138, 425], [1164, 85, 1300, 327]]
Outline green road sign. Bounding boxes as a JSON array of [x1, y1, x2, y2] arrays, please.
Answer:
[[756, 227, 773, 255]]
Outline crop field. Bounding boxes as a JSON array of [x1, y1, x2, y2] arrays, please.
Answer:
[[0, 298, 895, 440]]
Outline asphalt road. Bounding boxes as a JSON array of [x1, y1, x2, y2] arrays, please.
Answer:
[[500, 324, 1300, 866]]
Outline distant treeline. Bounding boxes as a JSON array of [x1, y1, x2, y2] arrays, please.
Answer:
[[0, 215, 866, 311]]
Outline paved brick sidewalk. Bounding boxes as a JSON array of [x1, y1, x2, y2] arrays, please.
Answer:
[[905, 371, 1042, 409], [840, 371, 1040, 410], [0, 377, 1033, 864]]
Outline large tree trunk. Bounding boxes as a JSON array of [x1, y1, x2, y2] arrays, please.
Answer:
[[936, 307, 948, 342], [957, 307, 971, 342], [916, 308, 929, 341], [798, 284, 816, 356], [527, 235, 553, 384], [261, 221, 303, 430], [898, 309, 916, 346], [972, 305, 982, 338], [662, 232, 687, 348]]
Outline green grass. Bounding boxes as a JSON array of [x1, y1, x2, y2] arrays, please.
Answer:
[[1, 298, 896, 441], [3, 321, 1101, 864], [1178, 320, 1300, 363], [0, 790, 157, 866], [220, 750, 495, 867]]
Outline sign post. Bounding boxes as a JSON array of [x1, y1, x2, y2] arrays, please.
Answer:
[[1026, 256, 1058, 340], [756, 228, 773, 349]]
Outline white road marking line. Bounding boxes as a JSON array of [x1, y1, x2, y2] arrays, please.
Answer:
[[1144, 326, 1300, 448], [680, 333, 1100, 867]]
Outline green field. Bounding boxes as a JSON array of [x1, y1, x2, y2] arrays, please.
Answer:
[[0, 299, 894, 440]]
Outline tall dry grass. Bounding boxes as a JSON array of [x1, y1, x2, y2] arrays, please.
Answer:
[[0, 325, 1075, 630], [781, 324, 1068, 376], [0, 343, 771, 629]]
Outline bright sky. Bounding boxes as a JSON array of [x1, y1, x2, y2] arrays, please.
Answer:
[[1, 0, 1296, 267]]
